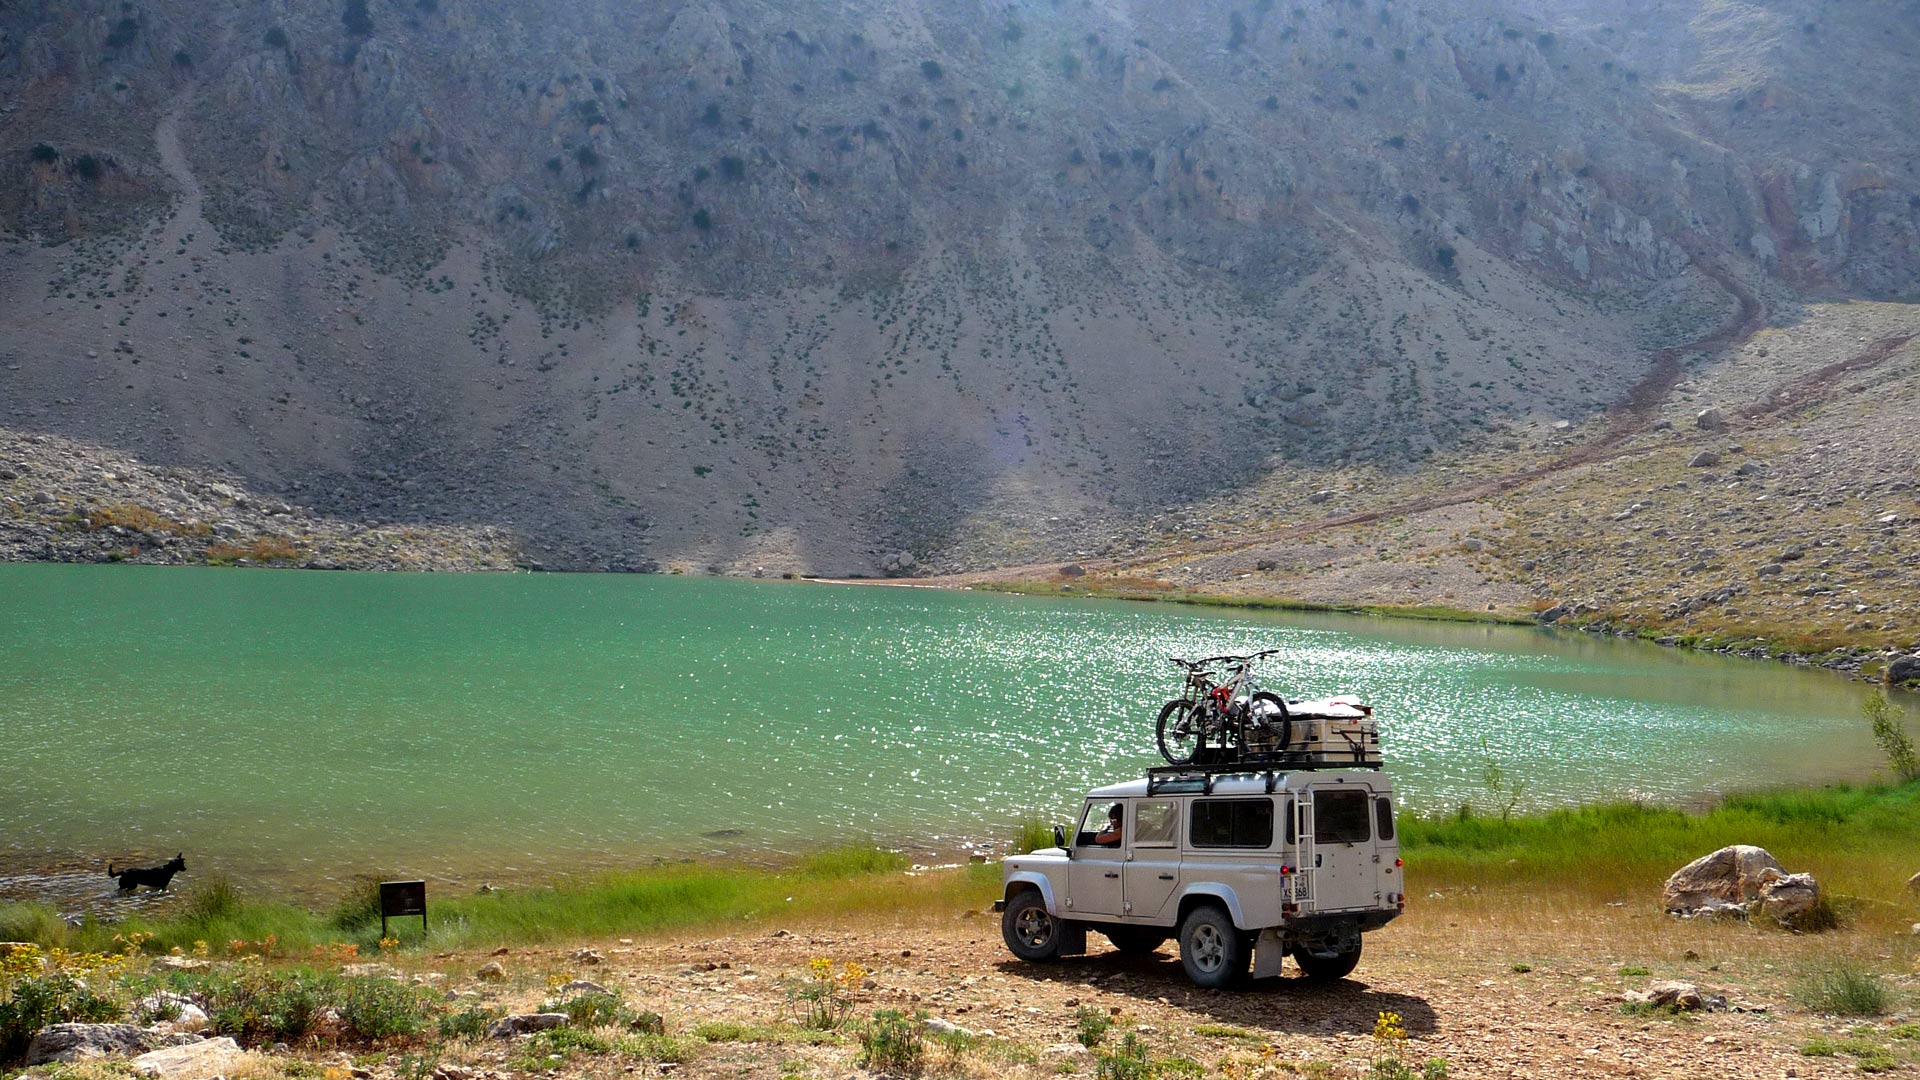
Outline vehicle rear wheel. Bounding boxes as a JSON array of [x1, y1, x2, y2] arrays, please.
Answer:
[[1292, 938, 1363, 982], [1177, 905, 1249, 989], [1250, 691, 1291, 752], [1102, 927, 1169, 955], [1001, 891, 1064, 962], [1155, 700, 1201, 765]]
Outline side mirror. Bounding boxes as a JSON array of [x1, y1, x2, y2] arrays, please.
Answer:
[[1053, 825, 1068, 851]]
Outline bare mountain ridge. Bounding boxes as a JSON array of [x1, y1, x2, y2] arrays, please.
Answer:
[[1, 0, 1916, 576]]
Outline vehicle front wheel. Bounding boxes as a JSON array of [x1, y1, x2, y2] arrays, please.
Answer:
[[1002, 891, 1064, 962], [1177, 905, 1249, 989], [1292, 938, 1363, 982], [1102, 927, 1169, 955]]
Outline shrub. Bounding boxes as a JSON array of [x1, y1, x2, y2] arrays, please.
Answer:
[[264, 26, 289, 48], [74, 155, 104, 181], [439, 1006, 494, 1040], [691, 208, 712, 231], [629, 1011, 666, 1036], [1798, 961, 1891, 1016], [1074, 1006, 1111, 1048], [1227, 12, 1248, 50], [30, 143, 60, 164], [1, 970, 122, 1062], [858, 1010, 924, 1076], [1094, 1033, 1150, 1080], [920, 60, 943, 80], [1864, 691, 1917, 781], [1014, 817, 1054, 854], [329, 878, 382, 931], [105, 17, 140, 48], [718, 155, 745, 180], [575, 145, 600, 168], [339, 977, 434, 1041], [205, 968, 332, 1045], [342, 0, 373, 37], [185, 876, 244, 921], [550, 991, 632, 1028], [1434, 245, 1457, 270], [173, 50, 193, 67]]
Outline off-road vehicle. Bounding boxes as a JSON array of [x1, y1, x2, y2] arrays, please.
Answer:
[[996, 760, 1402, 988]]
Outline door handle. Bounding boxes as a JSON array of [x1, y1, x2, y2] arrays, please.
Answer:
[[1158, 873, 1175, 881], [1103, 872, 1119, 879], [1315, 854, 1323, 868]]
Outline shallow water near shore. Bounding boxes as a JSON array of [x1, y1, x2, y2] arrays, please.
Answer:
[[0, 564, 1896, 905]]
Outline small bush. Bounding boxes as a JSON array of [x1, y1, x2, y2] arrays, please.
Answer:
[[1074, 1006, 1112, 1048], [339, 977, 434, 1041], [74, 155, 104, 181], [438, 1006, 493, 1040], [629, 1011, 666, 1036], [1798, 962, 1892, 1016], [858, 1010, 924, 1076], [551, 991, 631, 1028], [105, 17, 140, 48], [185, 876, 244, 922], [1865, 691, 1917, 781], [1094, 1033, 1150, 1080], [29, 143, 59, 164], [920, 60, 943, 80], [1509, 962, 1532, 973], [329, 878, 382, 931], [575, 145, 600, 168], [264, 26, 289, 48], [1800, 1037, 1837, 1056], [691, 208, 713, 231], [1618, 966, 1649, 977], [1, 970, 122, 1062], [205, 968, 332, 1045], [342, 0, 373, 37]]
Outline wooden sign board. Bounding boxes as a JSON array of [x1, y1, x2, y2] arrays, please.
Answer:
[[378, 880, 427, 937]]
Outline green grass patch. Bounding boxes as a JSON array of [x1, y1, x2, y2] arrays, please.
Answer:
[[1400, 781, 1920, 927], [1191, 1025, 1262, 1042], [2, 847, 997, 955], [1798, 962, 1894, 1016]]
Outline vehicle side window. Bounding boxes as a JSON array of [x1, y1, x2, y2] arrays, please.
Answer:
[[1375, 796, 1395, 841], [1283, 798, 1295, 845], [1189, 798, 1274, 849], [1077, 801, 1125, 848], [1316, 789, 1372, 844], [1134, 800, 1178, 846]]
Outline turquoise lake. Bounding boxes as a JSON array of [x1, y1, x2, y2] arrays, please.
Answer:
[[0, 565, 1898, 896]]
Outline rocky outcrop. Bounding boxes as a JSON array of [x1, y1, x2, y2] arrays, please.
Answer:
[[1663, 845, 1823, 928], [24, 1024, 155, 1065]]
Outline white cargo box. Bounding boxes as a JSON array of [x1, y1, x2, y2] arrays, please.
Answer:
[[1289, 716, 1382, 766]]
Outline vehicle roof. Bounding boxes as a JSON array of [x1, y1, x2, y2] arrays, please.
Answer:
[[1085, 771, 1389, 799]]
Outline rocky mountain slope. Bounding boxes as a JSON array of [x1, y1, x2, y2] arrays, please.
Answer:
[[1, 0, 1916, 621]]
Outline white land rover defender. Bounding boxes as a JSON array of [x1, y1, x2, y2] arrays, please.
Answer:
[[997, 766, 1403, 988]]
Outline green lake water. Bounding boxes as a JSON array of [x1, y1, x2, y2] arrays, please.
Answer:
[[0, 564, 1899, 897]]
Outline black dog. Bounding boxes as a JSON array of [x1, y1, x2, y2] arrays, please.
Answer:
[[108, 853, 186, 892]]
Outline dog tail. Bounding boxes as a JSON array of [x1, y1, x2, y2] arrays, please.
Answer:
[[107, 862, 116, 876]]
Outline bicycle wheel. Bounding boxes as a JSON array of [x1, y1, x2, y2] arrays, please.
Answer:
[[1250, 691, 1291, 753], [1155, 699, 1202, 765]]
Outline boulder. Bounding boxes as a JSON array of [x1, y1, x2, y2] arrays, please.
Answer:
[[1662, 845, 1785, 913], [1643, 981, 1705, 1011], [557, 980, 611, 997], [924, 1017, 976, 1038], [1887, 655, 1920, 685], [1696, 407, 1726, 431], [131, 1037, 242, 1079], [569, 948, 604, 966], [25, 1023, 155, 1065], [136, 992, 209, 1027], [487, 1013, 569, 1038], [476, 961, 508, 981], [1688, 450, 1722, 468], [1754, 869, 1821, 927]]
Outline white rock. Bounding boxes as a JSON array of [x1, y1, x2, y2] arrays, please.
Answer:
[[131, 1037, 243, 1078]]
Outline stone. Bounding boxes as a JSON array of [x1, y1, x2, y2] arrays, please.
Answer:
[[131, 1036, 242, 1078], [476, 961, 508, 981], [1046, 1042, 1095, 1061], [1643, 981, 1705, 1011], [1735, 460, 1765, 476], [1696, 407, 1726, 431], [1254, 559, 1277, 571], [924, 1017, 976, 1038], [1308, 490, 1333, 504], [1757, 563, 1784, 577], [570, 948, 604, 965], [153, 957, 211, 972], [557, 980, 611, 996], [487, 1013, 570, 1038], [136, 992, 209, 1027], [1905, 870, 1920, 893], [341, 963, 401, 979], [1887, 656, 1920, 685], [1662, 845, 1785, 914], [25, 1024, 155, 1065], [1754, 869, 1821, 927], [1688, 450, 1721, 468], [1058, 563, 1085, 577]]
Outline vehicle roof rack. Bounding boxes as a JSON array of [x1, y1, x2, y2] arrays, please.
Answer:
[[1145, 751, 1381, 794]]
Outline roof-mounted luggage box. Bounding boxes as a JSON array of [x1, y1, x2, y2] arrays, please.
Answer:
[[1289, 716, 1382, 767]]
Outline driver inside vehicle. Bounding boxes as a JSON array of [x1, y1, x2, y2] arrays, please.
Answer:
[[1093, 803, 1123, 847]]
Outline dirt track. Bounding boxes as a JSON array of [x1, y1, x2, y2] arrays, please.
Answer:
[[418, 901, 1909, 1080]]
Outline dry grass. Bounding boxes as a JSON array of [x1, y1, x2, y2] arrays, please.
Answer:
[[85, 503, 207, 536], [207, 536, 302, 565]]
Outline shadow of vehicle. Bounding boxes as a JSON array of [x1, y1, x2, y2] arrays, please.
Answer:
[[994, 948, 1437, 1037]]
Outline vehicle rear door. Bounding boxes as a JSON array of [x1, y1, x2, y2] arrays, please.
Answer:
[[1307, 784, 1374, 912]]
